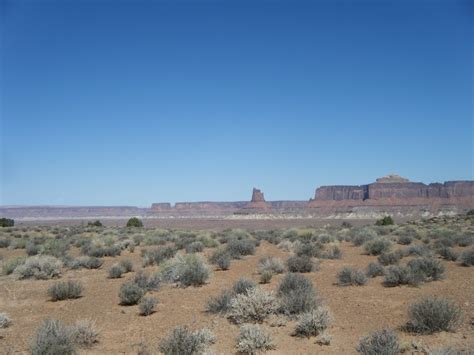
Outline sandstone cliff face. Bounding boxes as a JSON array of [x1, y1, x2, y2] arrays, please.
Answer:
[[313, 180, 474, 202], [309, 176, 474, 216]]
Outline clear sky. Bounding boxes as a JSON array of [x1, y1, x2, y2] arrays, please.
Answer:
[[1, 0, 472, 206]]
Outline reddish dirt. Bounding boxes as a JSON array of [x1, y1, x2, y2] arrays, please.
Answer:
[[0, 239, 473, 354]]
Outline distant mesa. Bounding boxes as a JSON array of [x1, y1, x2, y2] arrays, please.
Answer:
[[1, 174, 473, 220]]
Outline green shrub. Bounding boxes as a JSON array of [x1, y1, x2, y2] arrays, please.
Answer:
[[185, 241, 204, 253], [228, 287, 278, 324], [321, 245, 342, 259], [142, 246, 177, 266], [459, 249, 474, 266], [26, 243, 41, 256], [377, 251, 404, 265], [397, 235, 413, 245], [14, 255, 62, 280], [160, 255, 210, 287], [383, 265, 423, 287], [87, 220, 103, 227], [293, 307, 332, 337], [366, 262, 385, 278], [119, 259, 134, 273], [232, 278, 256, 295], [258, 256, 285, 274], [138, 296, 157, 316], [437, 247, 458, 261], [159, 326, 215, 355], [0, 218, 14, 227], [30, 319, 75, 355], [337, 267, 367, 286], [375, 216, 394, 226], [81, 257, 103, 269], [48, 280, 83, 301], [364, 239, 391, 256], [226, 239, 256, 259], [207, 289, 234, 314], [132, 270, 161, 291], [287, 255, 314, 273], [126, 217, 143, 228], [2, 256, 26, 275], [69, 319, 99, 348], [296, 242, 323, 258], [406, 297, 462, 334], [108, 264, 124, 279], [356, 328, 400, 355], [407, 257, 444, 281], [119, 282, 144, 305], [209, 248, 231, 270], [0, 238, 10, 248], [236, 324, 275, 354], [277, 273, 319, 315]]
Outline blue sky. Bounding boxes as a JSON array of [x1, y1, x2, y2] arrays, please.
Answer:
[[1, 0, 472, 206]]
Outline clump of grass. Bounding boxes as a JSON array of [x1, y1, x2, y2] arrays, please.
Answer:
[[277, 273, 319, 316], [159, 326, 215, 355], [138, 296, 157, 316], [397, 235, 413, 245], [236, 324, 275, 354], [260, 271, 273, 284], [383, 265, 423, 287], [356, 328, 400, 355], [293, 307, 332, 337], [287, 255, 315, 273], [119, 282, 144, 305], [336, 267, 367, 286], [406, 297, 463, 334], [48, 280, 83, 301]]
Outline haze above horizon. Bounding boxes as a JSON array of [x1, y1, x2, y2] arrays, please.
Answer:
[[1, 0, 472, 206]]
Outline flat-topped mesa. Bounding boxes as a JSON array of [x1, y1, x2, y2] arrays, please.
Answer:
[[150, 202, 172, 212], [311, 175, 474, 204], [243, 188, 271, 210]]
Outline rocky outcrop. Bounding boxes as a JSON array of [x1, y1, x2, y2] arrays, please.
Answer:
[[151, 203, 172, 211], [309, 175, 474, 216], [242, 188, 271, 211]]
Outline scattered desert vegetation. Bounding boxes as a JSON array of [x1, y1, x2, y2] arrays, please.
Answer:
[[0, 213, 472, 353]]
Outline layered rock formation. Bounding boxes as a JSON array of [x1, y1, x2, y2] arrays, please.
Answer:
[[242, 188, 271, 211], [2, 176, 472, 220], [309, 175, 474, 216]]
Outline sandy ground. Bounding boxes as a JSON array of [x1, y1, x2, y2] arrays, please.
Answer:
[[0, 238, 473, 354]]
